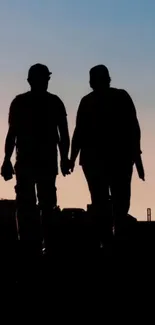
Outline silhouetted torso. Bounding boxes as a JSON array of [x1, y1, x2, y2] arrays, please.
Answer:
[[9, 91, 67, 172], [76, 88, 140, 166]]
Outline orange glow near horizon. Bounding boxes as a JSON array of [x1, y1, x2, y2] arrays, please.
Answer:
[[0, 109, 154, 222]]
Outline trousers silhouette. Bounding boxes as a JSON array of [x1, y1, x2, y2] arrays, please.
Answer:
[[15, 162, 57, 243], [83, 161, 133, 238]]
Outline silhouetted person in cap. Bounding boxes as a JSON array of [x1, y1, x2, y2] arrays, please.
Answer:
[[1, 63, 70, 252], [70, 65, 144, 242]]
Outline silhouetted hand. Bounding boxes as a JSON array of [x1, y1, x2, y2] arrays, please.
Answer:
[[69, 160, 75, 173], [135, 154, 145, 181], [139, 168, 145, 181], [60, 158, 70, 177], [1, 159, 14, 181]]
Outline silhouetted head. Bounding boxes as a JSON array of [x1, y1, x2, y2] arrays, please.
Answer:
[[89, 65, 111, 91], [27, 63, 52, 92]]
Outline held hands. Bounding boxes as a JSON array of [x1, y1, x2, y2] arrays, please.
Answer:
[[69, 160, 75, 173], [60, 158, 71, 177], [60, 158, 75, 176], [1, 159, 14, 181]]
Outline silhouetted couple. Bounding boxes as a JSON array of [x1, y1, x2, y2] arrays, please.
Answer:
[[1, 63, 144, 251]]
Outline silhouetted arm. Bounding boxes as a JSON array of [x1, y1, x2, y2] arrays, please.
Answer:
[[4, 128, 16, 161], [135, 154, 145, 181], [1, 98, 17, 180], [70, 99, 84, 168], [120, 90, 141, 158], [4, 98, 17, 161], [57, 98, 70, 161]]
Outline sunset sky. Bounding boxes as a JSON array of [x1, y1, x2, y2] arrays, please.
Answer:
[[0, 0, 155, 220]]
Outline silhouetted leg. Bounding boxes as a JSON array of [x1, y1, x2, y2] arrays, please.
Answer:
[[82, 164, 113, 243], [110, 164, 133, 235], [15, 165, 40, 243], [15, 164, 41, 283], [36, 171, 57, 253]]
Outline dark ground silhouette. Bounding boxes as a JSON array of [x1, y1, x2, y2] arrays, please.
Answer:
[[0, 200, 154, 290]]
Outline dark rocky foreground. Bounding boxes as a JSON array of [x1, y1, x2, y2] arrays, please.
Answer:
[[0, 218, 155, 289], [0, 201, 154, 295]]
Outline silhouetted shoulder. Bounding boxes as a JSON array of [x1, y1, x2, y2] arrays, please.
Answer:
[[13, 91, 31, 103], [8, 92, 30, 125], [75, 92, 95, 126], [77, 92, 94, 111], [47, 92, 67, 117], [80, 91, 94, 102], [108, 87, 120, 99], [118, 89, 132, 98], [109, 87, 119, 92], [118, 89, 136, 111], [46, 92, 62, 102], [118, 89, 127, 93]]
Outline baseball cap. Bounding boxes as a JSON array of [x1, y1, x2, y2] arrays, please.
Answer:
[[28, 63, 52, 79], [90, 65, 110, 79]]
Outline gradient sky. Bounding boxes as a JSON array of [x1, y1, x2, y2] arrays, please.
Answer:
[[0, 0, 155, 220]]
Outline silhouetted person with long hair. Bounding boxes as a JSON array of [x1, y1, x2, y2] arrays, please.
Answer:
[[70, 65, 144, 242], [1, 63, 70, 253]]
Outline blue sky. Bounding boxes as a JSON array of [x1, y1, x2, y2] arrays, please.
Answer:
[[0, 0, 154, 110], [0, 0, 155, 219]]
